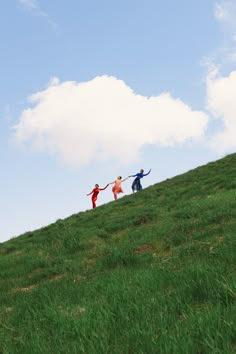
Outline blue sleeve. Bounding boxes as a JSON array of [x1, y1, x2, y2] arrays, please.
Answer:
[[143, 170, 151, 176]]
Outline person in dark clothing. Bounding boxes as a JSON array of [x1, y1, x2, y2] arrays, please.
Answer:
[[129, 169, 151, 192]]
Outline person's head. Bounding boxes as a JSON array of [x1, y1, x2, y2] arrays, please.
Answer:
[[140, 169, 144, 173], [95, 184, 99, 188], [117, 176, 122, 180]]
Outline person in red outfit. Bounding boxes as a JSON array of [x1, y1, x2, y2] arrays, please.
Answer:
[[87, 183, 109, 208]]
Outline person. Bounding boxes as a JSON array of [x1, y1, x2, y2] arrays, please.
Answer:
[[129, 169, 151, 192], [109, 176, 130, 200], [86, 183, 109, 209]]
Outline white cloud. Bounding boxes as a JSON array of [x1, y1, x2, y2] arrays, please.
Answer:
[[14, 76, 208, 168], [19, 0, 58, 30], [214, 1, 236, 42], [214, 3, 228, 20], [203, 1, 236, 69], [200, 2, 236, 154], [19, 0, 38, 10], [214, 1, 236, 26], [207, 69, 236, 152]]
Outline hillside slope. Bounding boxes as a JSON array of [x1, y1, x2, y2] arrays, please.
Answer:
[[1, 153, 236, 353]]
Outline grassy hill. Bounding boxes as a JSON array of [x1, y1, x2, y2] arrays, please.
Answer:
[[1, 153, 236, 353]]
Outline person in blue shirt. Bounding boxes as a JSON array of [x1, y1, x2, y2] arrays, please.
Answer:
[[129, 168, 151, 192]]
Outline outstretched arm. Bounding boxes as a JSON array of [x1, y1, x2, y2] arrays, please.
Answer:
[[143, 169, 151, 176], [129, 173, 138, 178], [99, 184, 109, 191], [87, 190, 94, 196], [121, 176, 130, 182]]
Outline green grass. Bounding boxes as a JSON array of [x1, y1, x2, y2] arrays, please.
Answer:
[[1, 153, 236, 353]]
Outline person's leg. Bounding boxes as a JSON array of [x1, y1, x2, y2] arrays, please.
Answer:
[[92, 196, 97, 208], [137, 181, 141, 191], [114, 192, 118, 200], [132, 180, 136, 192]]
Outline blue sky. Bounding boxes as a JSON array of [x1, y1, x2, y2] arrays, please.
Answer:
[[1, 0, 236, 242]]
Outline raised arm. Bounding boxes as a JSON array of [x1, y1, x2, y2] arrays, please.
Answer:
[[143, 169, 151, 176]]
